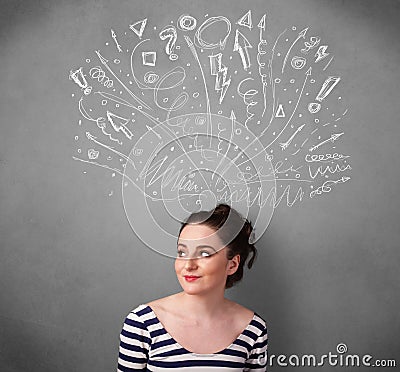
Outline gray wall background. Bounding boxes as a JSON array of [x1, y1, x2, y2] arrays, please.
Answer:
[[1, 0, 399, 371]]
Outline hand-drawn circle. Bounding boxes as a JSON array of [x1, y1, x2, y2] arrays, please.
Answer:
[[122, 113, 276, 259], [291, 56, 306, 69], [195, 16, 231, 50], [177, 14, 197, 31], [144, 71, 159, 84], [308, 102, 321, 113]]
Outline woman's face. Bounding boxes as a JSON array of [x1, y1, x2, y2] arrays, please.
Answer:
[[175, 224, 239, 295]]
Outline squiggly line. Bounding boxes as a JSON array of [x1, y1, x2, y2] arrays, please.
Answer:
[[85, 131, 135, 169], [131, 39, 188, 114], [308, 163, 351, 179], [237, 77, 258, 129], [89, 66, 113, 88], [305, 153, 350, 163], [310, 176, 350, 198]]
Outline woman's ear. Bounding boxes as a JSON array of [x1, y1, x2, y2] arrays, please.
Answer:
[[227, 254, 240, 275]]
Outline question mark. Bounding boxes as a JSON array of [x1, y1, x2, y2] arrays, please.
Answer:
[[159, 25, 178, 61]]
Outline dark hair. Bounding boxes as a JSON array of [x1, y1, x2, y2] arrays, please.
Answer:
[[178, 203, 257, 289]]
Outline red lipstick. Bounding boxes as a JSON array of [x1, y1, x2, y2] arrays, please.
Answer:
[[184, 275, 200, 282]]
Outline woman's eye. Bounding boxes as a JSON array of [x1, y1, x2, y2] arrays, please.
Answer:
[[200, 251, 211, 257], [177, 250, 186, 257]]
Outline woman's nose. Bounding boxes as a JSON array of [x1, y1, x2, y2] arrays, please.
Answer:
[[184, 257, 198, 269]]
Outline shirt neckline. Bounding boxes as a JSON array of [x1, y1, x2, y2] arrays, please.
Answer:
[[145, 304, 256, 356]]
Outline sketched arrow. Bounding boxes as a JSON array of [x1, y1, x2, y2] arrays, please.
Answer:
[[95, 50, 152, 111], [111, 29, 122, 52], [85, 131, 137, 169], [279, 123, 305, 150], [309, 132, 344, 152], [264, 66, 312, 148], [257, 14, 266, 41], [281, 27, 308, 74], [234, 29, 253, 71]]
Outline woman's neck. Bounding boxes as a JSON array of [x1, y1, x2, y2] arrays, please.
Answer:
[[176, 290, 231, 323]]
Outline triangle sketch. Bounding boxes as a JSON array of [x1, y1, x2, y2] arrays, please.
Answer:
[[275, 103, 286, 118], [237, 10, 253, 30], [129, 18, 148, 39]]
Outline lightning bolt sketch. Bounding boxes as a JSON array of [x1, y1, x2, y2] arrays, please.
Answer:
[[209, 53, 231, 104]]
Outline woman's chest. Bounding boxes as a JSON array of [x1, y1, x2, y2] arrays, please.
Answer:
[[166, 322, 242, 354]]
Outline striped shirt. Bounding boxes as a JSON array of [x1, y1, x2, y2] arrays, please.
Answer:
[[117, 304, 268, 371]]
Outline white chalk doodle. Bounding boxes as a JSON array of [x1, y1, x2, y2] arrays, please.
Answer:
[[234, 29, 252, 71], [142, 51, 157, 66], [69, 67, 92, 95], [275, 104, 286, 118], [69, 9, 352, 245], [291, 55, 307, 70], [95, 50, 152, 110], [309, 132, 344, 152], [308, 163, 352, 179], [129, 18, 147, 39], [236, 10, 253, 30], [110, 29, 122, 52], [310, 176, 350, 198], [159, 25, 178, 61], [106, 111, 133, 140], [237, 78, 258, 128], [88, 148, 100, 160], [279, 124, 305, 150], [305, 153, 350, 163], [209, 53, 231, 104], [177, 14, 197, 31], [323, 56, 334, 71], [301, 35, 321, 54], [282, 27, 308, 74], [195, 16, 231, 50], [78, 97, 122, 145], [257, 14, 266, 40], [89, 66, 113, 88], [315, 45, 329, 63], [316, 76, 341, 102]]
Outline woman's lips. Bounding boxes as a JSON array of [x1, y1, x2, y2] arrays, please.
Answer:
[[184, 275, 200, 282]]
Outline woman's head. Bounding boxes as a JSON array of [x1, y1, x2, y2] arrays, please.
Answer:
[[177, 203, 257, 289]]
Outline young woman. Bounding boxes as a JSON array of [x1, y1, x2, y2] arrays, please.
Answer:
[[117, 203, 268, 371]]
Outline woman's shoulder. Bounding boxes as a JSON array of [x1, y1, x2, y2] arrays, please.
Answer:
[[145, 293, 177, 312], [227, 300, 267, 333]]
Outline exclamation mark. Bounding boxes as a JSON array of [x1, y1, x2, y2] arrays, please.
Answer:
[[308, 76, 341, 114]]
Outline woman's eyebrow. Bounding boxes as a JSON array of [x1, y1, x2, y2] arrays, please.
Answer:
[[177, 243, 216, 252]]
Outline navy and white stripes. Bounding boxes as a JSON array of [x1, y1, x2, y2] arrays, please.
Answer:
[[117, 304, 268, 371]]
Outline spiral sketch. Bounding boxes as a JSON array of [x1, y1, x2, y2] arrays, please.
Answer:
[[69, 10, 352, 256]]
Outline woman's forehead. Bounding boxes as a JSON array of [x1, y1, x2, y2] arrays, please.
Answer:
[[179, 224, 221, 242]]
